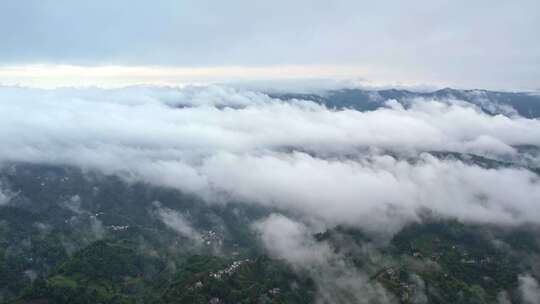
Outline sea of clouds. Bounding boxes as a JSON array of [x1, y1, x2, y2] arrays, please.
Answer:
[[1, 85, 539, 235]]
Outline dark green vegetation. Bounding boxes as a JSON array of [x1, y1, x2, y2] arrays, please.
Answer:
[[160, 255, 315, 304], [1, 161, 539, 303], [0, 163, 311, 303], [389, 220, 537, 303], [315, 220, 540, 304]]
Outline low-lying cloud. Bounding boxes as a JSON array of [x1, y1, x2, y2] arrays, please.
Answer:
[[519, 275, 540, 304], [253, 214, 397, 303], [0, 182, 11, 206], [203, 152, 540, 233], [154, 203, 203, 243], [1, 85, 539, 233]]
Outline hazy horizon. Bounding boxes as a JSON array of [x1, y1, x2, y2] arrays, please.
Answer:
[[2, 0, 539, 90]]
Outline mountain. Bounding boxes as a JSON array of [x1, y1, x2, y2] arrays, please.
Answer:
[[0, 155, 539, 303], [271, 88, 540, 118], [1, 85, 540, 303]]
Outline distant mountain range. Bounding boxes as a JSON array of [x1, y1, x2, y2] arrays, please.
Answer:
[[271, 88, 540, 118]]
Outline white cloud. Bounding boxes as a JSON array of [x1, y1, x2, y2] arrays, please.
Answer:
[[519, 275, 540, 304], [1, 1, 539, 89], [1, 85, 539, 233], [0, 183, 11, 206], [155, 204, 202, 243], [203, 152, 540, 233], [252, 213, 334, 266], [253, 214, 397, 303]]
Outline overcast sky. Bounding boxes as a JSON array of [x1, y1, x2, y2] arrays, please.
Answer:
[[1, 0, 539, 89]]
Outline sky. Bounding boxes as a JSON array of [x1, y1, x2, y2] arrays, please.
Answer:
[[1, 0, 540, 243], [2, 3, 540, 299], [1, 0, 539, 89]]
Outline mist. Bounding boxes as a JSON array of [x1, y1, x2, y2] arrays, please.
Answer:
[[0, 85, 539, 234]]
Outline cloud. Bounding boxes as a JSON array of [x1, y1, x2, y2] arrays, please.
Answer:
[[253, 214, 397, 303], [61, 194, 105, 239], [154, 203, 202, 243], [0, 182, 11, 206], [1, 86, 539, 157], [0, 85, 539, 233], [519, 275, 540, 304], [1, 1, 539, 89], [497, 291, 512, 304], [62, 194, 84, 215], [202, 151, 540, 233], [252, 213, 334, 266]]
